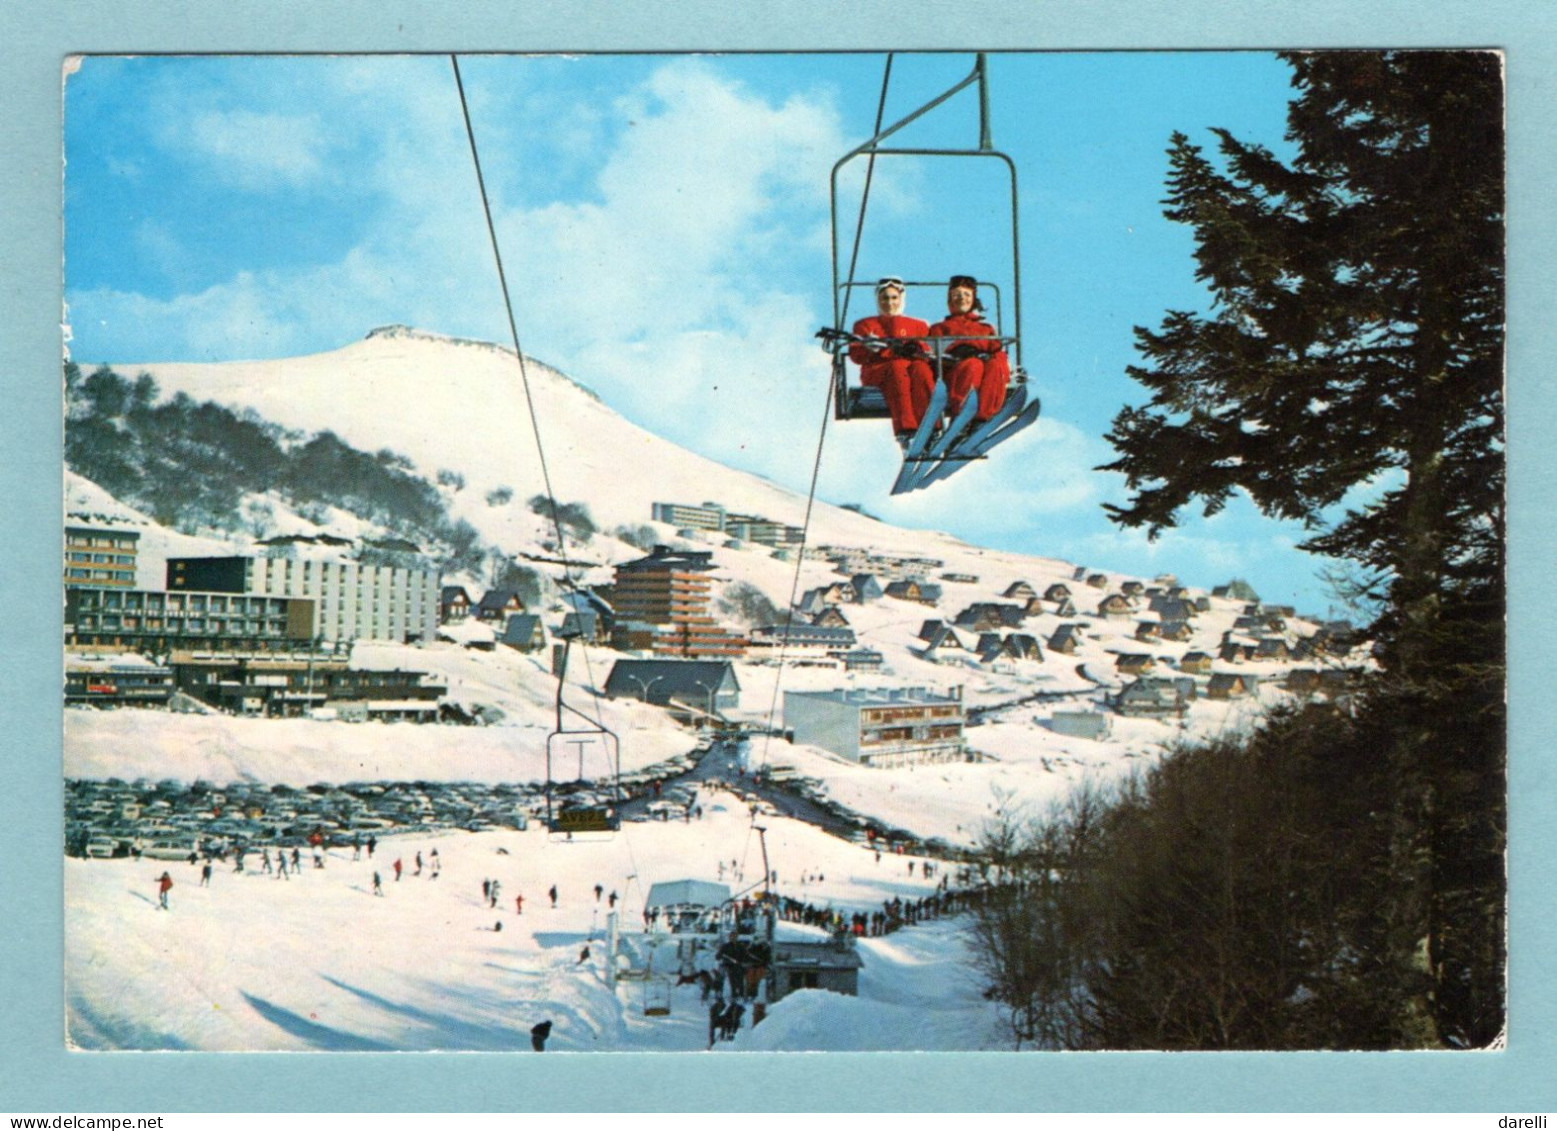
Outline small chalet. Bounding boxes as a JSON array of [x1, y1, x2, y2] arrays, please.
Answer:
[[1043, 583, 1072, 603], [558, 610, 604, 643], [1085, 573, 1109, 589], [979, 633, 1042, 664], [1072, 565, 1090, 581], [1114, 676, 1195, 717], [439, 585, 473, 623], [500, 613, 547, 653], [1254, 637, 1291, 661], [918, 619, 948, 642], [920, 624, 970, 660], [849, 574, 884, 603], [1179, 651, 1214, 674], [476, 588, 525, 623], [955, 603, 1025, 632], [813, 605, 852, 629], [1208, 672, 1256, 700], [1134, 621, 1162, 642], [941, 572, 980, 584], [1149, 595, 1197, 622], [1097, 594, 1134, 619], [1192, 596, 1212, 613], [1047, 624, 1082, 654], [1030, 594, 1077, 617], [885, 579, 942, 606], [1002, 580, 1037, 601], [1219, 640, 1258, 663], [1159, 620, 1194, 643], [1115, 653, 1156, 675], [1121, 580, 1145, 598], [1212, 579, 1261, 602]]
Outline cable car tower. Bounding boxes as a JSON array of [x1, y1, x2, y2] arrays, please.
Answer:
[[818, 54, 1041, 495]]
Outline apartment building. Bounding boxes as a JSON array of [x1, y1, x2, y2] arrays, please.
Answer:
[[166, 553, 439, 645], [64, 526, 140, 588], [66, 586, 316, 653], [783, 686, 966, 768]]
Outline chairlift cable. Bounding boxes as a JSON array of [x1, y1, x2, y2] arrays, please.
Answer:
[[451, 55, 609, 732], [754, 54, 897, 776]]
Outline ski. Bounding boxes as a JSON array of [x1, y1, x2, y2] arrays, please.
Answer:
[[911, 390, 1042, 491], [889, 380, 949, 495], [894, 389, 979, 496]]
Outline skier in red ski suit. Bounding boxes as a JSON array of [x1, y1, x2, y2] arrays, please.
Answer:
[[848, 276, 935, 442], [930, 275, 1009, 424]]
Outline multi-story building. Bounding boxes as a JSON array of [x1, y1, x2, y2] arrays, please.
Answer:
[[64, 526, 140, 588], [610, 546, 745, 659], [783, 686, 966, 768], [651, 501, 728, 532], [64, 653, 173, 706], [168, 651, 445, 718], [166, 553, 439, 645], [65, 587, 316, 654]]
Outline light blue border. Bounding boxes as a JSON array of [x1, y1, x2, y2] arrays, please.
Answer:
[[4, 0, 1553, 1113]]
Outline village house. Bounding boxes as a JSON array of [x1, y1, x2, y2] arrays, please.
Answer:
[[919, 623, 972, 662], [884, 579, 942, 606], [1085, 573, 1109, 589], [1002, 580, 1037, 601], [1121, 580, 1145, 598], [813, 605, 852, 629], [499, 613, 547, 653], [1212, 579, 1261, 602], [1219, 639, 1259, 663], [1255, 637, 1292, 662], [1115, 653, 1157, 676], [439, 585, 473, 623], [1113, 676, 1196, 717], [940, 572, 980, 584], [1159, 620, 1195, 643], [1179, 651, 1214, 674], [475, 588, 525, 623], [849, 574, 884, 603], [1047, 624, 1083, 654], [1134, 621, 1162, 642], [1208, 672, 1257, 700], [1097, 594, 1134, 619], [1044, 582, 1073, 603]]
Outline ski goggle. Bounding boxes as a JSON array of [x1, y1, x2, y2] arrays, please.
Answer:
[[875, 276, 906, 294]]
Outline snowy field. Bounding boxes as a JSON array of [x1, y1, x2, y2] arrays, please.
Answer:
[[65, 782, 1005, 1052]]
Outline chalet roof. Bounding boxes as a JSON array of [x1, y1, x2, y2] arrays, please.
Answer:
[[477, 588, 524, 613], [440, 585, 471, 603], [501, 614, 545, 643], [605, 659, 740, 700]]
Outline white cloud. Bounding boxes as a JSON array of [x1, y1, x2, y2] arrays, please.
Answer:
[[176, 109, 334, 190]]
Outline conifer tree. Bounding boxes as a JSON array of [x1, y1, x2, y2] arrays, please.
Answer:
[[1102, 51, 1505, 1047]]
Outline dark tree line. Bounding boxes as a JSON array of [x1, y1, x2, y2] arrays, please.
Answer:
[[64, 362, 491, 577], [975, 51, 1504, 1049]]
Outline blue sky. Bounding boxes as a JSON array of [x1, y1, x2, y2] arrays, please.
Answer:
[[64, 51, 1351, 614]]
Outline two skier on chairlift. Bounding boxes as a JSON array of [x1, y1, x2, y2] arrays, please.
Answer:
[[848, 274, 1011, 451]]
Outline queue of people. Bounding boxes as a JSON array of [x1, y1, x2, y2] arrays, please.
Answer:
[[848, 274, 1012, 448]]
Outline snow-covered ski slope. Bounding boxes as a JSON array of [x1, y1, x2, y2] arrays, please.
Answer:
[[65, 327, 1347, 1050], [67, 785, 1005, 1052]]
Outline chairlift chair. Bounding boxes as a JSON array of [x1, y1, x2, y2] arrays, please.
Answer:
[[818, 53, 1042, 495]]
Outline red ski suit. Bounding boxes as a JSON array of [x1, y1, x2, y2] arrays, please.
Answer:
[[930, 311, 1010, 422], [849, 314, 935, 434]]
